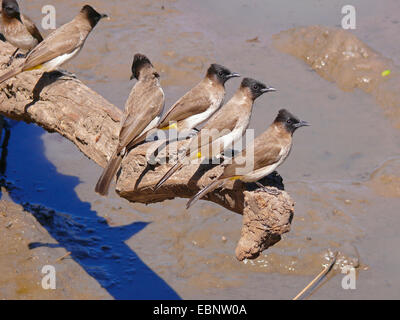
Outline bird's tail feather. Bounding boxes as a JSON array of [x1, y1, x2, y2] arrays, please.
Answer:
[[154, 161, 184, 191], [186, 179, 225, 209], [0, 66, 23, 84], [95, 151, 123, 196]]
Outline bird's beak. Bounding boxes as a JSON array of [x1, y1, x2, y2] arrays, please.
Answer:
[[130, 74, 135, 80], [261, 87, 277, 93], [227, 72, 240, 79], [294, 120, 310, 128], [101, 14, 110, 20], [16, 12, 22, 23]]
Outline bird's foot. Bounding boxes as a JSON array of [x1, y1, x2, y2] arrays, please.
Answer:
[[214, 154, 227, 165], [263, 187, 281, 196], [57, 69, 77, 79], [3, 57, 14, 67], [255, 182, 281, 196], [15, 53, 27, 59], [2, 50, 26, 67], [185, 129, 199, 139]]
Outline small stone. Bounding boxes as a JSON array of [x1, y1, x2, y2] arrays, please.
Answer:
[[222, 236, 227, 242], [246, 36, 260, 43], [5, 221, 12, 228], [344, 199, 352, 204]]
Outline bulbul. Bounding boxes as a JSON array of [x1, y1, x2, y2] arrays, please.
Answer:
[[154, 78, 276, 191], [95, 54, 165, 196], [1, 0, 43, 65], [127, 64, 240, 147], [186, 109, 310, 209], [0, 5, 108, 84]]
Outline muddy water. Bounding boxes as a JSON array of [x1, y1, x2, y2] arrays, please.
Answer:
[[1, 0, 399, 299]]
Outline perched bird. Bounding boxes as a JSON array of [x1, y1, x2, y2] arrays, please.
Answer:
[[127, 64, 240, 147], [154, 78, 276, 191], [0, 5, 108, 84], [186, 109, 310, 209], [95, 54, 165, 196], [1, 0, 43, 66]]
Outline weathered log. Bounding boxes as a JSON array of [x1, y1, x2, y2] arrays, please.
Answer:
[[0, 41, 295, 260]]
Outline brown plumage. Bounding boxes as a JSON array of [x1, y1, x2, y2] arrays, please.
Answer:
[[127, 64, 240, 147], [95, 54, 165, 196], [186, 109, 310, 209], [154, 78, 276, 190], [0, 5, 107, 84], [1, 0, 43, 64]]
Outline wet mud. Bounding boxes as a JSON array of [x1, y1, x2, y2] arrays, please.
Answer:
[[0, 198, 111, 299], [273, 26, 400, 127]]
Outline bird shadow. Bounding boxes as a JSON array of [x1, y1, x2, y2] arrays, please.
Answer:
[[187, 162, 221, 188], [24, 71, 76, 112], [0, 120, 180, 300], [133, 162, 156, 190], [246, 171, 285, 191]]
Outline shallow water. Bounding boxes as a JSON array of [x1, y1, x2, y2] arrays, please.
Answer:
[[1, 0, 399, 299]]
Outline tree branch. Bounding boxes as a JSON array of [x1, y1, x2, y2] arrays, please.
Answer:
[[0, 41, 295, 260]]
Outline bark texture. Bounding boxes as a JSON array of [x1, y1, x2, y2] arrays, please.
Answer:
[[0, 41, 295, 260]]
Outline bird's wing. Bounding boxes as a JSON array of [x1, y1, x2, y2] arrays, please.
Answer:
[[221, 136, 282, 178], [21, 14, 43, 43], [201, 102, 239, 132], [23, 22, 83, 69], [157, 84, 212, 128], [118, 83, 164, 151], [187, 104, 239, 154]]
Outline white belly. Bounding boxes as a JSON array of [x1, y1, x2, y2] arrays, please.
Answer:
[[192, 126, 245, 162], [180, 96, 223, 130], [41, 47, 81, 71], [208, 127, 244, 158], [242, 162, 280, 182], [143, 116, 160, 133]]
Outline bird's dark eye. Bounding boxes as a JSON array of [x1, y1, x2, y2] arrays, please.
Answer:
[[253, 85, 259, 91], [218, 71, 224, 76], [287, 119, 292, 124]]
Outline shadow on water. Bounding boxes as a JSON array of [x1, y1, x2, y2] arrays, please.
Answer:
[[0, 119, 180, 300]]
